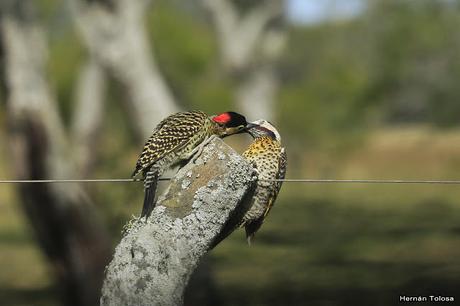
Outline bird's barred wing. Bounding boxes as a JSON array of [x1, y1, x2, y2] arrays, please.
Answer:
[[277, 147, 287, 189], [132, 111, 208, 177], [263, 147, 287, 218]]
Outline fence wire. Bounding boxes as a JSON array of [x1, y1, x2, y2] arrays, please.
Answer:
[[1, 178, 460, 185]]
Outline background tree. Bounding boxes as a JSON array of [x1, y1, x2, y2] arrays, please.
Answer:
[[200, 0, 286, 122], [0, 0, 182, 305], [0, 1, 111, 305]]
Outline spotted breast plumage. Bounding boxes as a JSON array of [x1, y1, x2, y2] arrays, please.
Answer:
[[132, 110, 250, 218], [240, 119, 287, 244]]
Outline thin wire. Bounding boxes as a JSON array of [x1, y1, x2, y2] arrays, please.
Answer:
[[1, 178, 460, 185], [0, 178, 170, 184], [270, 179, 460, 185]]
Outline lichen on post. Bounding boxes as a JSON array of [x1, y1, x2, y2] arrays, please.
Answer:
[[101, 138, 256, 306]]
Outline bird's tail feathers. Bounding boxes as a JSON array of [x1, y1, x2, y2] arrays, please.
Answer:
[[141, 171, 159, 218], [245, 220, 262, 246], [246, 234, 254, 246]]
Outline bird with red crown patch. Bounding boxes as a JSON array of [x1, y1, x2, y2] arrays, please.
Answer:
[[132, 110, 250, 218]]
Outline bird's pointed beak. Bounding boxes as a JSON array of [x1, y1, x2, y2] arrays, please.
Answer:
[[245, 122, 259, 130]]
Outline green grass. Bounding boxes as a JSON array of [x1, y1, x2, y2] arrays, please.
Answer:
[[211, 194, 460, 305], [1, 127, 460, 306], [208, 127, 460, 305], [0, 196, 55, 305]]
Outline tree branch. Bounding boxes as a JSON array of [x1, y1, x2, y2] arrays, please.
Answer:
[[101, 138, 256, 306], [200, 0, 286, 121], [200, 0, 284, 72]]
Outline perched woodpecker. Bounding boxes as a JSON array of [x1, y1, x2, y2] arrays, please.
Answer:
[[132, 110, 249, 218], [240, 120, 287, 244]]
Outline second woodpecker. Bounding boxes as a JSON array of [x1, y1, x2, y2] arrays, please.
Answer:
[[240, 120, 287, 244], [132, 110, 249, 218]]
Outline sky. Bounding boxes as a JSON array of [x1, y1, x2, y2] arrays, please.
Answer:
[[287, 0, 365, 25]]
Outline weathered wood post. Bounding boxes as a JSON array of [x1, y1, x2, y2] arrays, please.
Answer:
[[101, 138, 256, 306]]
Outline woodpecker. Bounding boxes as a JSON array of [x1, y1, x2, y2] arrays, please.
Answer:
[[132, 110, 249, 218], [240, 120, 287, 245]]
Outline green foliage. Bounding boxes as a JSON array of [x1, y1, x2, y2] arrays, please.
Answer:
[[36, 0, 59, 19], [279, 21, 374, 149], [279, 0, 460, 148], [364, 0, 460, 126], [36, 0, 85, 124], [47, 27, 85, 124], [147, 0, 233, 113]]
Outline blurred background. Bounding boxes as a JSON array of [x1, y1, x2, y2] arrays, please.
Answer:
[[1, 0, 460, 305]]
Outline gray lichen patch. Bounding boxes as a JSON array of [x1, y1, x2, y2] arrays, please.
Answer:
[[181, 179, 191, 190], [157, 143, 233, 219], [206, 180, 217, 189], [121, 216, 148, 236], [217, 151, 226, 160]]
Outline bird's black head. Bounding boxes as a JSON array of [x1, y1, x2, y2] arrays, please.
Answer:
[[212, 111, 248, 127], [212, 111, 249, 136]]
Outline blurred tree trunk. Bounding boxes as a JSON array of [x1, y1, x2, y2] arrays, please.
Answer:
[[200, 0, 286, 122], [0, 1, 112, 305], [71, 58, 107, 177], [70, 0, 180, 139]]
